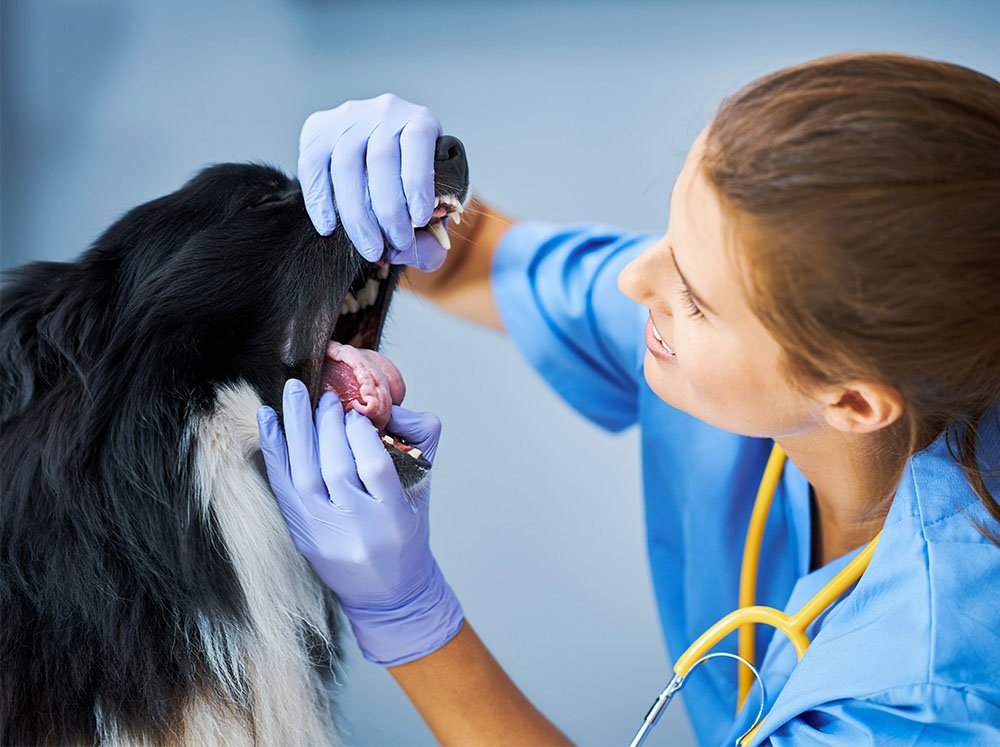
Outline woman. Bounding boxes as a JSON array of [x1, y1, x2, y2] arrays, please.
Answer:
[[257, 52, 1000, 743]]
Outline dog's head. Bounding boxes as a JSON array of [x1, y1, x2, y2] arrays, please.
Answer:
[[2, 136, 468, 479], [0, 140, 470, 745]]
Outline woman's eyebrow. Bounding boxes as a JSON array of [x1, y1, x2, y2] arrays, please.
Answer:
[[669, 245, 718, 315]]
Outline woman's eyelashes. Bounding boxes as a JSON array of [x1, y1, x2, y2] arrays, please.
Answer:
[[678, 282, 705, 320]]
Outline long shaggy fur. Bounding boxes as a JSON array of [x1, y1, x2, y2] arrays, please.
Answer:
[[0, 164, 361, 746]]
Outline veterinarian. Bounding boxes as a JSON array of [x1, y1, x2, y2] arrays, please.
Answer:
[[257, 52, 1000, 744]]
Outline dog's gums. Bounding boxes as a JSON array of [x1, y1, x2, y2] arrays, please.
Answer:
[[321, 341, 405, 429]]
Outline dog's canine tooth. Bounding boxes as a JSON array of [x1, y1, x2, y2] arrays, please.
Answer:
[[358, 278, 380, 308], [377, 263, 390, 280], [440, 195, 462, 224], [427, 220, 451, 251]]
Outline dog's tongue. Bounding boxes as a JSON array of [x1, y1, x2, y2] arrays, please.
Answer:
[[320, 341, 405, 430]]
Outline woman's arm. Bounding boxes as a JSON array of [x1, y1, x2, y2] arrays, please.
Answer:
[[389, 621, 572, 746], [402, 197, 514, 332], [258, 388, 571, 744]]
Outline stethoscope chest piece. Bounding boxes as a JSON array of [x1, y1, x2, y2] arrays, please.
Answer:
[[628, 651, 767, 747]]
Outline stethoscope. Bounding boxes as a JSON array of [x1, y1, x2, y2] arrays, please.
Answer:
[[629, 443, 881, 747]]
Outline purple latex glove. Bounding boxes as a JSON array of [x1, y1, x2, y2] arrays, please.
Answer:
[[256, 379, 463, 666], [298, 93, 448, 271]]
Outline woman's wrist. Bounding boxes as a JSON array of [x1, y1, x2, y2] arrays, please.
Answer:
[[388, 621, 572, 746], [341, 559, 465, 666]]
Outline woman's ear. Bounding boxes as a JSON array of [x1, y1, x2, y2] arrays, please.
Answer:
[[819, 381, 904, 434]]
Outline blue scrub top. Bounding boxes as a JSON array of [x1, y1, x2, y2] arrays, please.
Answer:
[[491, 222, 1000, 745]]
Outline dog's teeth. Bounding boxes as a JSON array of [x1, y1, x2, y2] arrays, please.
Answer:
[[358, 278, 380, 308], [451, 209, 461, 225], [355, 283, 370, 309], [341, 293, 360, 315], [377, 263, 390, 280], [427, 220, 451, 251], [339, 295, 351, 316], [434, 196, 442, 209]]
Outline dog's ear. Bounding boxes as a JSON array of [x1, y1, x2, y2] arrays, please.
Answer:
[[0, 262, 79, 422]]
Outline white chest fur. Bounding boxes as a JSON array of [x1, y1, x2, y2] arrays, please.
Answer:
[[181, 382, 340, 746]]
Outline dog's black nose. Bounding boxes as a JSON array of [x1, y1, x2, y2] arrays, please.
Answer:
[[434, 135, 465, 166], [433, 135, 469, 200]]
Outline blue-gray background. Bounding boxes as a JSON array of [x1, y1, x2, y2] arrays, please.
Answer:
[[2, 2, 998, 744]]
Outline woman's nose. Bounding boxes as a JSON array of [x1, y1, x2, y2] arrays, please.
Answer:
[[619, 247, 669, 313]]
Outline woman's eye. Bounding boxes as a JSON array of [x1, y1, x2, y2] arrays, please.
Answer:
[[679, 283, 705, 320]]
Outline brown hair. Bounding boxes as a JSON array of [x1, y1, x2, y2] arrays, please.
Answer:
[[701, 52, 1000, 540]]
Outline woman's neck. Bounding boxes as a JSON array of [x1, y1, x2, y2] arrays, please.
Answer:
[[777, 427, 903, 568]]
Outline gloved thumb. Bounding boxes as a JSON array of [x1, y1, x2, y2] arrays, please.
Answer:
[[387, 406, 442, 464]]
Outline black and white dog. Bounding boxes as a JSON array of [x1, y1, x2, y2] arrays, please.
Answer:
[[0, 137, 468, 745]]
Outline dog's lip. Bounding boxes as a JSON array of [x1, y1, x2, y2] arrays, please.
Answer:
[[415, 193, 465, 252]]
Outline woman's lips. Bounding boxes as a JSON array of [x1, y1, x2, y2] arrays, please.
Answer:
[[645, 315, 676, 361]]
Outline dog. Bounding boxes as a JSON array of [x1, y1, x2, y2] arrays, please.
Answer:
[[0, 136, 469, 746]]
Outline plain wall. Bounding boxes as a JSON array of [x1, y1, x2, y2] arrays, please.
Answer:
[[3, 2, 998, 744]]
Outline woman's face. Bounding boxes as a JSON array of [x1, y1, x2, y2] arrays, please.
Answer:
[[618, 129, 822, 438]]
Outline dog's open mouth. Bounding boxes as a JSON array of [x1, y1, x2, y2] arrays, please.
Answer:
[[420, 193, 464, 250], [328, 192, 466, 349], [319, 193, 466, 468]]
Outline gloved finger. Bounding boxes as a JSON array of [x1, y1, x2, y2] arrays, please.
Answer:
[[331, 129, 384, 262], [387, 406, 442, 464], [298, 111, 337, 236], [387, 229, 446, 271], [316, 392, 365, 497], [367, 123, 417, 255], [344, 410, 403, 502], [400, 230, 449, 273], [257, 406, 318, 539], [399, 113, 441, 228], [282, 379, 329, 506]]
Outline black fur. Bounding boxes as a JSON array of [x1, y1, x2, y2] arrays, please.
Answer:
[[0, 139, 470, 745]]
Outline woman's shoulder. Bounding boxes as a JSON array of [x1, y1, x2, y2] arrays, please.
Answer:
[[759, 429, 1000, 740], [893, 425, 1000, 691]]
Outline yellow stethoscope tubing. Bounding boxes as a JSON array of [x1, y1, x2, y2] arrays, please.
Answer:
[[737, 443, 789, 707], [669, 442, 882, 745]]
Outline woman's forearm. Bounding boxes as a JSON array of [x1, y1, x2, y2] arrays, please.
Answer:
[[402, 198, 514, 332], [388, 620, 572, 746]]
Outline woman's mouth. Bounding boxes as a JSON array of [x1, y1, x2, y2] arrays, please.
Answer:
[[645, 314, 676, 360]]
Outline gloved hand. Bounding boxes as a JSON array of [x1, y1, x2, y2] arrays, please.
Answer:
[[298, 93, 448, 271], [256, 379, 463, 666]]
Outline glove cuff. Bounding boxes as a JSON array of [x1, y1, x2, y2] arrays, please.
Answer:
[[341, 561, 465, 667]]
